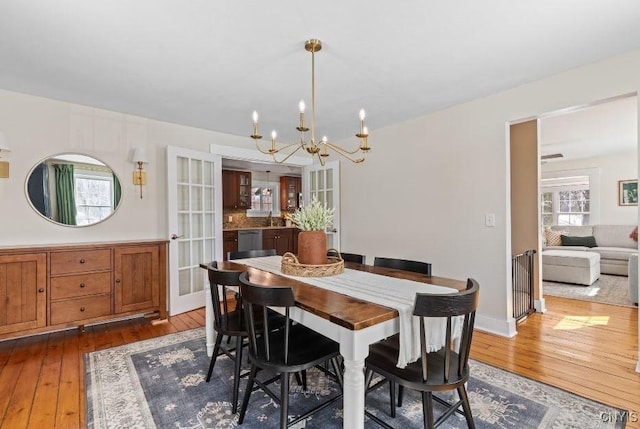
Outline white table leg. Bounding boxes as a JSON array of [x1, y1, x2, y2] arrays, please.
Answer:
[[205, 287, 214, 356], [340, 339, 369, 429]]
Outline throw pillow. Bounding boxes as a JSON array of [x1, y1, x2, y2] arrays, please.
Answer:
[[544, 228, 564, 247], [560, 235, 597, 247], [631, 226, 638, 242]]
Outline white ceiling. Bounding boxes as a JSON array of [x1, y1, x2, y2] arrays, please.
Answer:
[[1, 1, 640, 148]]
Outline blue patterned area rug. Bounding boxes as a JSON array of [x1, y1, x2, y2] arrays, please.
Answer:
[[86, 328, 626, 428]]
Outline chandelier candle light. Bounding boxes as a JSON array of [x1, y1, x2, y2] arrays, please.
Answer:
[[250, 39, 371, 166]]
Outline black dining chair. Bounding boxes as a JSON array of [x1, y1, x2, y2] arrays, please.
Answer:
[[203, 262, 248, 414], [373, 256, 432, 276], [228, 248, 277, 260], [364, 279, 480, 429], [327, 249, 366, 265], [237, 272, 343, 429]]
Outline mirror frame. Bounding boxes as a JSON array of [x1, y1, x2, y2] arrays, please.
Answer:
[[24, 152, 124, 228]]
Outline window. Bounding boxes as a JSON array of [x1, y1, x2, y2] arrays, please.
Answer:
[[540, 176, 590, 226], [74, 170, 115, 225], [246, 180, 280, 217]]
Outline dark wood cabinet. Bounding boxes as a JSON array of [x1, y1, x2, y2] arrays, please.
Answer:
[[262, 228, 294, 256], [280, 176, 302, 212], [223, 170, 252, 209], [223, 230, 238, 261]]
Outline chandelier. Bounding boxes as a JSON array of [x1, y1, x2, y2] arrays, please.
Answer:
[[250, 39, 370, 166]]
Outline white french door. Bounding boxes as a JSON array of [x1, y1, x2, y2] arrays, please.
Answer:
[[303, 160, 341, 249], [167, 146, 222, 316]]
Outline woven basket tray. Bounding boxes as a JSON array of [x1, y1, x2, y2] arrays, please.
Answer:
[[281, 250, 344, 277]]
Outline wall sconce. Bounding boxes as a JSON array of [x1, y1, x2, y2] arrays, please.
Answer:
[[131, 147, 149, 199], [0, 131, 10, 178]]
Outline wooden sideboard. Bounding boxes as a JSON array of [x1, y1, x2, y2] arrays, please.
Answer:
[[0, 240, 168, 341]]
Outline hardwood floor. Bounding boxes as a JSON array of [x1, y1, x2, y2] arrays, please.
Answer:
[[0, 297, 637, 428]]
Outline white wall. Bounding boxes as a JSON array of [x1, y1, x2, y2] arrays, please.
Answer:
[[337, 48, 640, 336], [2, 48, 640, 338], [0, 89, 254, 246], [542, 151, 638, 225]]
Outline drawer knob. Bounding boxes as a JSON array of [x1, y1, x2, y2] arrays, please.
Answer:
[[79, 283, 86, 288], [80, 307, 85, 312], [115, 279, 121, 283], [38, 288, 44, 293], [79, 259, 86, 264]]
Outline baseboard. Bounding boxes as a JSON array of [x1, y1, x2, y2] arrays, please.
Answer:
[[535, 298, 546, 313], [474, 313, 517, 338]]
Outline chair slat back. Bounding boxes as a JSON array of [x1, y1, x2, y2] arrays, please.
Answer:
[[205, 262, 244, 333], [413, 279, 479, 382], [228, 249, 277, 260], [374, 256, 432, 275], [239, 272, 295, 364]]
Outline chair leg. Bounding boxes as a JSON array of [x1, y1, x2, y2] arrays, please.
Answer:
[[280, 373, 290, 429], [231, 335, 243, 414], [457, 385, 476, 429], [238, 364, 258, 423], [206, 333, 224, 382], [388, 381, 396, 418], [397, 385, 404, 407], [422, 391, 434, 429], [301, 369, 307, 391]]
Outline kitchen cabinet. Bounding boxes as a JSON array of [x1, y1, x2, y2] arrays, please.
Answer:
[[0, 253, 47, 335], [223, 230, 238, 261], [280, 176, 302, 211], [262, 228, 294, 256], [223, 170, 252, 209], [0, 240, 167, 341]]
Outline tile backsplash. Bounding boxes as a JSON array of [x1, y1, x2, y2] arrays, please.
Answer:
[[223, 209, 284, 229]]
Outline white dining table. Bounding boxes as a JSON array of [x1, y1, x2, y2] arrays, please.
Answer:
[[207, 256, 464, 429]]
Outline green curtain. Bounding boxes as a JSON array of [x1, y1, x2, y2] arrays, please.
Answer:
[[54, 163, 77, 225], [113, 173, 122, 208]]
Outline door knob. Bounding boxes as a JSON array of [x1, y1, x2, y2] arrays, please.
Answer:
[[171, 234, 183, 240]]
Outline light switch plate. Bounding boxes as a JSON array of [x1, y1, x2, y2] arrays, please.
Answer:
[[485, 213, 496, 227]]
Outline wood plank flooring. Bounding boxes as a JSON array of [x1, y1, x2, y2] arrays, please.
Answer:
[[0, 296, 637, 428]]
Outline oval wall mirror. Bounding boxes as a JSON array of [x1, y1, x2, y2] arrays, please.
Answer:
[[25, 153, 122, 227]]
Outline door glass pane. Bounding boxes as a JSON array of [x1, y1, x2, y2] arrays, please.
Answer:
[[310, 171, 317, 192], [318, 171, 325, 190], [204, 213, 214, 237], [179, 241, 190, 267], [193, 267, 204, 292], [178, 213, 190, 238], [178, 185, 189, 211], [177, 157, 189, 183], [192, 240, 203, 268], [204, 238, 214, 262], [191, 185, 203, 211], [204, 187, 214, 212], [203, 161, 214, 186], [178, 268, 191, 296], [326, 169, 333, 189], [191, 159, 202, 184], [192, 213, 203, 238], [326, 190, 334, 210]]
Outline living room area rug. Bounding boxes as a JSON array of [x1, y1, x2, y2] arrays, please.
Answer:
[[85, 327, 627, 429], [543, 274, 636, 308]]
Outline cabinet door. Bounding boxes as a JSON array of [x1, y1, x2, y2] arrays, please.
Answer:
[[0, 253, 46, 335], [114, 245, 160, 314], [222, 170, 238, 209], [276, 229, 293, 255], [223, 231, 238, 261], [262, 229, 277, 252], [237, 172, 252, 208]]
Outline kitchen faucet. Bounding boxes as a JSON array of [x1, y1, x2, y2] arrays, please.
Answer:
[[267, 211, 273, 227]]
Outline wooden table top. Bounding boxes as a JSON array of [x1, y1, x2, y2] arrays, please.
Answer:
[[213, 260, 466, 332]]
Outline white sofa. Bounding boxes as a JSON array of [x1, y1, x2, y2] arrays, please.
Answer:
[[545, 225, 638, 275]]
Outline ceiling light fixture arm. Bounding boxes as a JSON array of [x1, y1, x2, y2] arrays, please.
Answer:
[[250, 38, 371, 165]]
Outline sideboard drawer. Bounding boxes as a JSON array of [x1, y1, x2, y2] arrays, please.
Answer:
[[50, 294, 112, 325], [50, 272, 112, 300], [50, 249, 111, 275]]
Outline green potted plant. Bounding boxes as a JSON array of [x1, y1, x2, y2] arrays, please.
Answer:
[[290, 196, 335, 265]]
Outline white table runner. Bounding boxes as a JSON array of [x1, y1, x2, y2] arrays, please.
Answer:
[[234, 256, 462, 368]]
